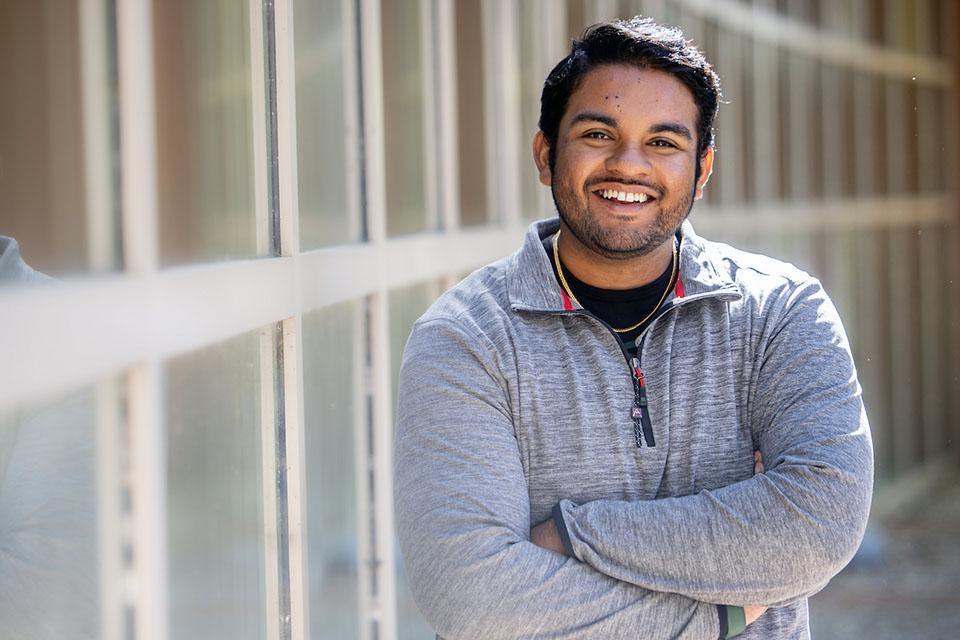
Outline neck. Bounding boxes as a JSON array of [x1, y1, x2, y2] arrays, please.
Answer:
[[556, 223, 676, 290]]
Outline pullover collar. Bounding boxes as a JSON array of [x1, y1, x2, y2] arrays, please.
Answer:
[[507, 218, 740, 313]]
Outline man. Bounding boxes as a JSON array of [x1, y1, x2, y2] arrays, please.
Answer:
[[395, 17, 872, 639]]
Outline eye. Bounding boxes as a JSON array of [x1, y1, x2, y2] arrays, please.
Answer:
[[584, 130, 612, 140], [650, 139, 678, 149]]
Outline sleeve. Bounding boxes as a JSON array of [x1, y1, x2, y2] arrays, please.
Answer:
[[551, 278, 874, 607], [394, 316, 723, 639]]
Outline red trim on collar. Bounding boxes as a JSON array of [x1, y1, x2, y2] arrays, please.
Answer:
[[674, 275, 685, 299], [560, 287, 573, 310]]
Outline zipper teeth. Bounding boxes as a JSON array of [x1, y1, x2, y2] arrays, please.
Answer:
[[552, 287, 740, 448]]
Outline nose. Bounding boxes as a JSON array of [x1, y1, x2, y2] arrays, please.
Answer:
[[605, 142, 653, 178]]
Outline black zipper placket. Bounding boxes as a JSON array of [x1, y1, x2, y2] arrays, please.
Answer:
[[549, 287, 741, 448]]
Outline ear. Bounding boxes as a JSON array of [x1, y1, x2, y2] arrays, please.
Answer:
[[533, 131, 552, 187], [694, 146, 714, 201]]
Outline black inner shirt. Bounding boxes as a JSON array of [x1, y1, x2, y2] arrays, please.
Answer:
[[542, 233, 678, 357]]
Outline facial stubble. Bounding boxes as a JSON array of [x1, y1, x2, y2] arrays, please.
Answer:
[[549, 166, 698, 262]]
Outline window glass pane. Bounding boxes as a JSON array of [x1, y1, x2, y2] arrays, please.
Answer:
[[0, 385, 101, 638], [0, 1, 118, 281], [456, 0, 489, 226], [165, 329, 268, 638], [154, 1, 261, 265], [383, 0, 429, 237], [303, 301, 361, 638], [389, 281, 440, 640], [295, 1, 358, 248]]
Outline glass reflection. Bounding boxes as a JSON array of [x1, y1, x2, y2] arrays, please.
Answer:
[[164, 330, 267, 639], [0, 1, 117, 280], [303, 301, 361, 638], [0, 387, 99, 639], [382, 0, 429, 236], [154, 1, 260, 265], [295, 0, 358, 248]]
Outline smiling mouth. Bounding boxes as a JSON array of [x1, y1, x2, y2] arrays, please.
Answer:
[[593, 188, 655, 205]]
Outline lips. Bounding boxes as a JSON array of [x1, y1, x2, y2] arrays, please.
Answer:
[[589, 183, 658, 209]]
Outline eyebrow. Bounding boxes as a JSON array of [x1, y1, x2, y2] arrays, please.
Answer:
[[649, 123, 693, 140], [570, 111, 618, 128], [569, 112, 693, 141]]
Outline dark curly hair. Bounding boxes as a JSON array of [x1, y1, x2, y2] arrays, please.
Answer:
[[539, 17, 721, 169]]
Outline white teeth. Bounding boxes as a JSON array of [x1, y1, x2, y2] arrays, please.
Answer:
[[600, 189, 649, 203]]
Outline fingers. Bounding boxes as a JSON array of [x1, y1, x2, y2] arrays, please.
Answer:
[[754, 450, 764, 474]]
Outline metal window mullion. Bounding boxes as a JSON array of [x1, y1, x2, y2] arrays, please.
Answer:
[[249, 4, 284, 636], [258, 324, 283, 640], [116, 2, 167, 640], [352, 300, 374, 640], [94, 376, 123, 640], [366, 288, 398, 640], [125, 361, 168, 640], [358, 1, 398, 638], [279, 314, 310, 640], [81, 1, 122, 637], [273, 2, 310, 640]]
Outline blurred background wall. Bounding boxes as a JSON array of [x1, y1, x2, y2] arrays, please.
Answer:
[[0, 1, 957, 639]]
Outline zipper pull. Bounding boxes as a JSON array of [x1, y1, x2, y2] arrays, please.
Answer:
[[629, 358, 656, 448]]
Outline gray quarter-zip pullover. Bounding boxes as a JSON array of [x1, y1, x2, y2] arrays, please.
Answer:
[[395, 218, 873, 639]]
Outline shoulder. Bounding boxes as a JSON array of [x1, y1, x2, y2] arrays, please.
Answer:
[[688, 235, 845, 349], [695, 236, 828, 315], [415, 256, 515, 340], [701, 237, 815, 292], [400, 258, 518, 379]]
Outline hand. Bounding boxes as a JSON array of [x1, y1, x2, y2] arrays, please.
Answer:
[[754, 450, 764, 474], [744, 605, 767, 626], [530, 518, 568, 555]]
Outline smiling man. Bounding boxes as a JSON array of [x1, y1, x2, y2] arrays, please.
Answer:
[[395, 17, 873, 640]]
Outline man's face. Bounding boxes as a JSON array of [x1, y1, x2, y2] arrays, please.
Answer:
[[534, 64, 713, 261]]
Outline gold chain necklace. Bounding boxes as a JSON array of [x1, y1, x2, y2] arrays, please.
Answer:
[[552, 229, 678, 333]]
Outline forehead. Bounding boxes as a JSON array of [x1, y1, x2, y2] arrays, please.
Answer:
[[561, 64, 698, 129]]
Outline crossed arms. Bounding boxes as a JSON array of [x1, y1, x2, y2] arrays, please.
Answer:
[[394, 280, 873, 639]]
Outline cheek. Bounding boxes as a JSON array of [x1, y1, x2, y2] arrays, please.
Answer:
[[555, 149, 602, 183]]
